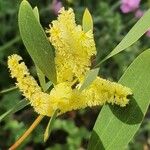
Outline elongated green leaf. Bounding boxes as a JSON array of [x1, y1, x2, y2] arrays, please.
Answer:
[[88, 49, 150, 150], [19, 0, 56, 84], [0, 86, 18, 95], [96, 8, 150, 67], [44, 109, 59, 142], [82, 8, 93, 32], [80, 68, 99, 91], [0, 99, 29, 122], [33, 7, 47, 91], [80, 8, 95, 90], [36, 66, 46, 91]]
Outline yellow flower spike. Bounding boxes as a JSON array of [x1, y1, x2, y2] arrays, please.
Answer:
[[8, 54, 41, 100], [8, 54, 29, 79], [47, 7, 96, 84], [8, 8, 132, 117], [82, 77, 132, 107], [8, 54, 53, 116], [8, 54, 132, 115]]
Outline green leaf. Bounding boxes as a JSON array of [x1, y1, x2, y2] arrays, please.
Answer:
[[95, 8, 150, 67], [79, 68, 99, 91], [45, 81, 53, 91], [18, 0, 56, 84], [44, 109, 59, 142], [33, 6, 47, 91], [0, 99, 29, 122], [88, 49, 150, 150], [0, 86, 18, 95], [36, 66, 46, 91], [82, 8, 93, 32]]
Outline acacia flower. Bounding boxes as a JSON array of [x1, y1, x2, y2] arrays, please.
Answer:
[[8, 8, 132, 118]]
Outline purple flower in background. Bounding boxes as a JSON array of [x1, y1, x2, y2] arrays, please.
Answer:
[[146, 30, 150, 37], [134, 9, 150, 37], [120, 0, 150, 37], [52, 0, 63, 15], [134, 9, 144, 18], [120, 0, 141, 13]]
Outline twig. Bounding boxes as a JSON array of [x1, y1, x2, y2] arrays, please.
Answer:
[[9, 115, 44, 150]]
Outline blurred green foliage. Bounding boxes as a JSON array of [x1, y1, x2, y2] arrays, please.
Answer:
[[0, 0, 150, 149]]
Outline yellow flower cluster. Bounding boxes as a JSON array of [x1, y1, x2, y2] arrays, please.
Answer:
[[8, 55, 49, 115], [47, 8, 96, 84], [7, 8, 132, 117], [82, 77, 132, 107], [8, 55, 132, 116], [7, 55, 41, 100]]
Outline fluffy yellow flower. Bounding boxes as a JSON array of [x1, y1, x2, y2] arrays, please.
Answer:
[[8, 55, 41, 100], [8, 55, 132, 117], [7, 8, 132, 117], [82, 77, 132, 107], [47, 8, 96, 84]]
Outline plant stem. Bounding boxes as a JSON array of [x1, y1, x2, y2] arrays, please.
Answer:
[[0, 35, 21, 52], [9, 115, 44, 150], [0, 86, 18, 95]]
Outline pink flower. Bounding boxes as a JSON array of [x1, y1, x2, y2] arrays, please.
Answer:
[[120, 0, 141, 13], [135, 9, 144, 18], [134, 9, 150, 37], [146, 29, 150, 37], [52, 0, 63, 15]]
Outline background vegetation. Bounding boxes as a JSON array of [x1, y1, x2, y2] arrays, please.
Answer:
[[0, 0, 150, 149]]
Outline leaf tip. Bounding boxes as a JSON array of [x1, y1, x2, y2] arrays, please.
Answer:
[[82, 8, 93, 32]]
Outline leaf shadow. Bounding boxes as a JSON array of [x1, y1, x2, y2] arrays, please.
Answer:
[[88, 130, 105, 150], [109, 96, 144, 125]]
